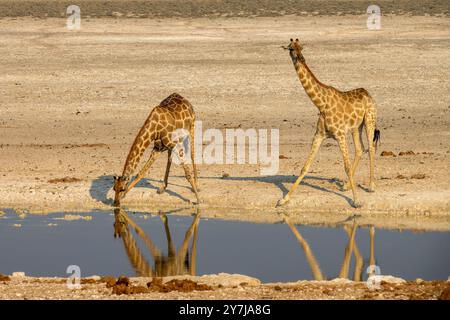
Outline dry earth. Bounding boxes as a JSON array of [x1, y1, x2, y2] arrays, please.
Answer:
[[0, 15, 449, 229]]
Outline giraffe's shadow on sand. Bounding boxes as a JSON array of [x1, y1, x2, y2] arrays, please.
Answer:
[[208, 174, 355, 206], [89, 175, 192, 205]]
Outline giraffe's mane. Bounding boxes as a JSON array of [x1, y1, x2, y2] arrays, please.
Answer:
[[299, 59, 332, 90], [121, 108, 156, 177]]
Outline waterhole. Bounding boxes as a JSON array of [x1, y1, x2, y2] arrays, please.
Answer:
[[0, 209, 448, 282]]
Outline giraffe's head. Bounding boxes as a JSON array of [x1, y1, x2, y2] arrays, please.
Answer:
[[113, 208, 128, 238], [113, 175, 129, 206], [284, 38, 305, 64]]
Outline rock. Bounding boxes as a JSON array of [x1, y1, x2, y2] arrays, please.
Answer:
[[160, 273, 261, 288], [330, 278, 353, 284], [438, 285, 450, 300], [0, 273, 11, 281], [11, 272, 26, 278], [381, 151, 396, 157], [415, 278, 424, 284], [378, 275, 406, 284]]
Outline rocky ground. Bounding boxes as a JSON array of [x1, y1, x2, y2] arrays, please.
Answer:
[[1, 272, 449, 300]]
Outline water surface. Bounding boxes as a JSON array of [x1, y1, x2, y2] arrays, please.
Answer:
[[0, 209, 448, 282]]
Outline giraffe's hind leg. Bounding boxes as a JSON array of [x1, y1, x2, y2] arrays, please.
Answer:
[[337, 134, 361, 208], [364, 113, 376, 192], [342, 126, 363, 191], [157, 149, 172, 194], [189, 123, 200, 192], [177, 147, 201, 204]]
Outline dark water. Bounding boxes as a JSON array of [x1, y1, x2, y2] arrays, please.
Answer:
[[0, 209, 449, 283]]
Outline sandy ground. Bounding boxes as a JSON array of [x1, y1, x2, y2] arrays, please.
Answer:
[[1, 273, 449, 300], [0, 15, 449, 230]]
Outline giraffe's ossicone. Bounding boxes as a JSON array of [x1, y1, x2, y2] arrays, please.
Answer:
[[113, 93, 200, 206]]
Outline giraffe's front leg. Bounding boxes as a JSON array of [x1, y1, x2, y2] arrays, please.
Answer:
[[276, 131, 325, 207], [157, 150, 172, 194], [125, 149, 162, 196]]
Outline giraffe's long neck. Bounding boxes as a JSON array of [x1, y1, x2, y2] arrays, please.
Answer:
[[293, 59, 329, 112], [121, 116, 154, 178]]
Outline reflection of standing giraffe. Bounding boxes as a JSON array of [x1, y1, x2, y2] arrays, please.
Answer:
[[113, 93, 200, 206], [113, 208, 200, 277], [284, 215, 376, 281], [278, 39, 380, 208]]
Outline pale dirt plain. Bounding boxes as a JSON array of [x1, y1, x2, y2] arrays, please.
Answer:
[[0, 0, 449, 299]]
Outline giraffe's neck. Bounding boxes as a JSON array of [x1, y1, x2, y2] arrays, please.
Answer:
[[121, 118, 154, 178], [293, 60, 329, 112]]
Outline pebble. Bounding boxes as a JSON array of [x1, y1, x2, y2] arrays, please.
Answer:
[[12, 272, 26, 278]]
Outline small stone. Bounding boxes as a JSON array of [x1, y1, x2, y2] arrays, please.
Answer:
[[381, 151, 396, 157], [11, 272, 26, 278]]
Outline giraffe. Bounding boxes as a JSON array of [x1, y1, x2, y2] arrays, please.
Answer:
[[278, 39, 380, 208], [283, 214, 377, 281], [113, 207, 200, 277], [113, 93, 200, 206]]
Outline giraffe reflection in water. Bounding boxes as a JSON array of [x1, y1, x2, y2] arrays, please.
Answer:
[[284, 214, 377, 281], [113, 208, 200, 277]]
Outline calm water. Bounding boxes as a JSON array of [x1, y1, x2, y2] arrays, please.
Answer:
[[0, 209, 449, 282]]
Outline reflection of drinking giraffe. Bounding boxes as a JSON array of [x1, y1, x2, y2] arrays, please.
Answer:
[[113, 93, 200, 206], [278, 39, 380, 208], [284, 215, 376, 281], [113, 208, 200, 277]]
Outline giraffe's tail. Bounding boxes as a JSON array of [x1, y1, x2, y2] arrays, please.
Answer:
[[373, 128, 380, 150]]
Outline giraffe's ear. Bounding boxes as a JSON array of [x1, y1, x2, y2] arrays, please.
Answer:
[[113, 175, 118, 181], [290, 38, 293, 42]]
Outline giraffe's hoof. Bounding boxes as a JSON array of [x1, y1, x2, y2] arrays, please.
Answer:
[[276, 198, 289, 207], [352, 200, 363, 208], [368, 183, 376, 193], [157, 187, 166, 194], [341, 182, 350, 191]]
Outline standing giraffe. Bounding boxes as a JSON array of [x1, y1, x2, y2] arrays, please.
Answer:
[[278, 39, 380, 208], [113, 93, 200, 206]]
